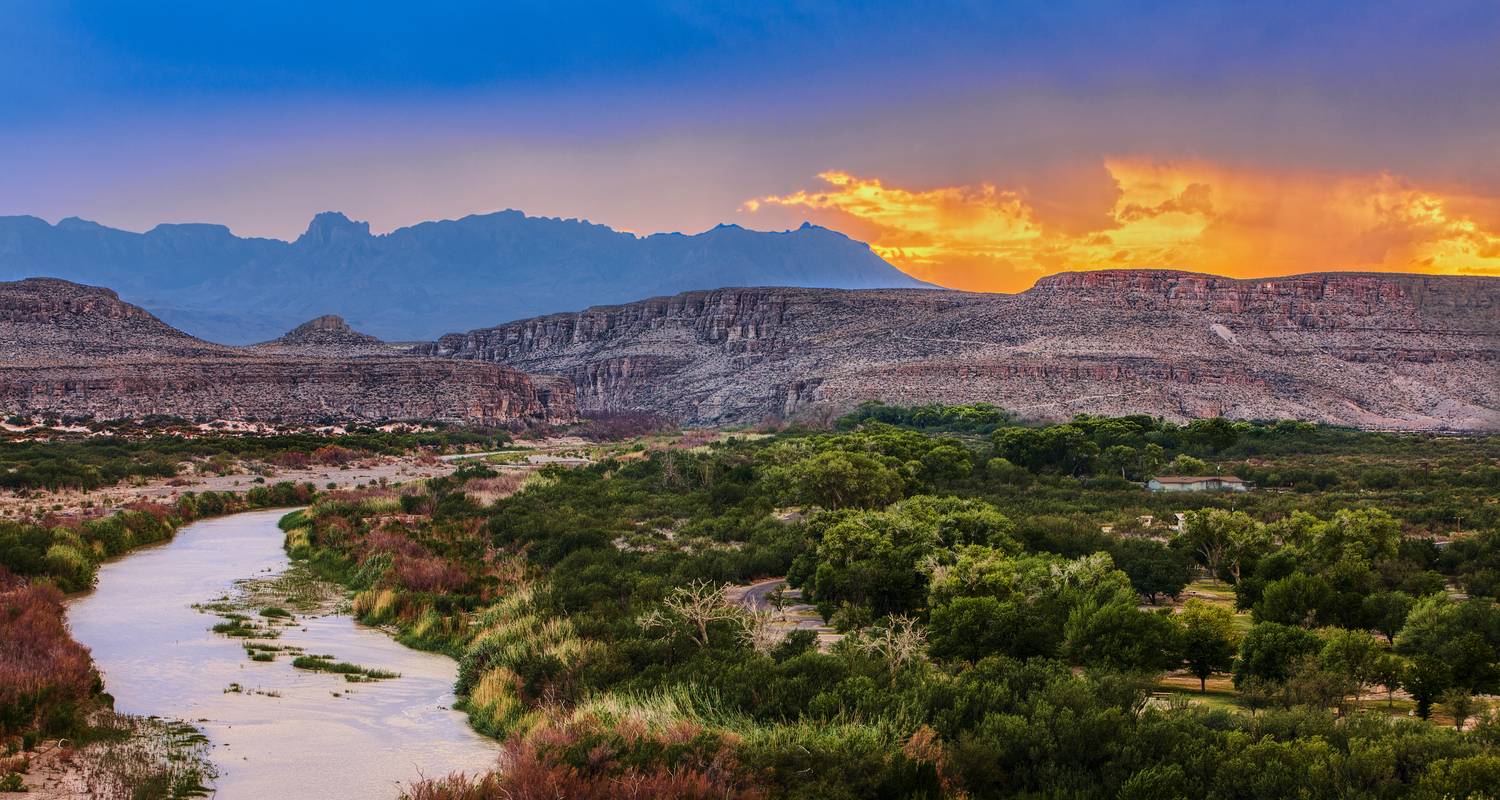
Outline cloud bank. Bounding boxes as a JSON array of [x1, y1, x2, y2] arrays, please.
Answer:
[[745, 161, 1500, 290]]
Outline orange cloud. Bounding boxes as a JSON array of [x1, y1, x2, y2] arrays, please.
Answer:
[[743, 161, 1500, 291]]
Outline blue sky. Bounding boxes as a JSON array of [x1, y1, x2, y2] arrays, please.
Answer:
[[3, 1, 1497, 288]]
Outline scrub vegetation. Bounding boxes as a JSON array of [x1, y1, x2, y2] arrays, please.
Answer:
[[0, 481, 316, 592], [0, 424, 508, 492], [278, 406, 1500, 799]]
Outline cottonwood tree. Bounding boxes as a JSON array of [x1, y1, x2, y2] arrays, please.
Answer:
[[1182, 509, 1265, 584], [1318, 628, 1381, 708], [1440, 687, 1477, 731], [1178, 599, 1239, 692], [765, 450, 906, 510], [1371, 653, 1405, 708]]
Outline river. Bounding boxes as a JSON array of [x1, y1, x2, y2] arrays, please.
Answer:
[[66, 508, 500, 799]]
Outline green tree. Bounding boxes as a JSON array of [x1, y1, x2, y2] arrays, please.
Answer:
[[1254, 573, 1334, 627], [1402, 655, 1452, 720], [1318, 628, 1381, 705], [1362, 591, 1414, 643], [1234, 621, 1322, 687], [1181, 509, 1265, 584], [767, 450, 905, 510], [1063, 601, 1180, 672], [1370, 653, 1405, 707], [1098, 444, 1138, 479], [1439, 687, 1476, 731], [1111, 538, 1191, 603], [1167, 454, 1210, 475], [1311, 508, 1402, 563], [928, 595, 1051, 662], [917, 443, 973, 485], [991, 424, 1099, 475], [804, 507, 938, 616], [1177, 599, 1239, 692], [1395, 594, 1500, 693], [1185, 416, 1240, 453]]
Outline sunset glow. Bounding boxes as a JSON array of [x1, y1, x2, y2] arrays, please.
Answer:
[[746, 162, 1500, 291]]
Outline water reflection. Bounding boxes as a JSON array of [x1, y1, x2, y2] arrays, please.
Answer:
[[67, 509, 499, 799]]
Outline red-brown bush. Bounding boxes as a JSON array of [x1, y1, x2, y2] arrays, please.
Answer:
[[403, 717, 763, 800], [390, 554, 471, 594], [0, 569, 97, 738], [572, 411, 675, 442], [404, 746, 762, 800], [269, 450, 314, 469], [312, 445, 360, 466]]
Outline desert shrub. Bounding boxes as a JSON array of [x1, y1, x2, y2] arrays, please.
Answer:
[[0, 570, 97, 739]]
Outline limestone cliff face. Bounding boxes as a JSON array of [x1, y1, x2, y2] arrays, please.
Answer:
[[1028, 270, 1495, 331], [0, 278, 576, 426], [419, 272, 1499, 431], [0, 360, 568, 426]]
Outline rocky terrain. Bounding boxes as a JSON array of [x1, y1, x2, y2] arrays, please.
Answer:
[[0, 278, 575, 425], [419, 270, 1500, 431], [250, 314, 406, 358]]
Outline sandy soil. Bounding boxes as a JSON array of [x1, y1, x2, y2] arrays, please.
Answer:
[[0, 455, 453, 520], [0, 437, 599, 521]]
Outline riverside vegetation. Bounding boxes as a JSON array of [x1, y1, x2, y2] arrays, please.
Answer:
[[0, 483, 312, 796], [0, 427, 520, 793], [278, 405, 1500, 800]]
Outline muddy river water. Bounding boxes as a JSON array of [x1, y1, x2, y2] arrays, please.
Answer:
[[66, 509, 499, 799]]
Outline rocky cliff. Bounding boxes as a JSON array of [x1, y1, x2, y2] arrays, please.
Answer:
[[419, 270, 1499, 431], [0, 278, 575, 426]]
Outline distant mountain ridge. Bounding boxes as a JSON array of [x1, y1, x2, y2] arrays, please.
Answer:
[[0, 210, 932, 343]]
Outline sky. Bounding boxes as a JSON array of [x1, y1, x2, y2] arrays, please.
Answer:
[[2, 0, 1498, 291]]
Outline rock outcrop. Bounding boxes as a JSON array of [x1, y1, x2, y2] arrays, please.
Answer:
[[0, 278, 575, 426], [419, 270, 1499, 431], [250, 315, 402, 358]]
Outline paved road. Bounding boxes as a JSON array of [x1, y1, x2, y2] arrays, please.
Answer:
[[439, 450, 593, 466], [728, 579, 834, 633]]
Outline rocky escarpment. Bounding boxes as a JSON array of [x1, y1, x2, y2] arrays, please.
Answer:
[[419, 270, 1499, 431], [0, 277, 241, 363], [0, 278, 575, 426]]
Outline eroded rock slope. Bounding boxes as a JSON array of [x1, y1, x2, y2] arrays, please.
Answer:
[[0, 279, 574, 425], [419, 270, 1499, 431]]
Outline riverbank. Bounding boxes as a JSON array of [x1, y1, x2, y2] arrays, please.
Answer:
[[61, 509, 498, 798]]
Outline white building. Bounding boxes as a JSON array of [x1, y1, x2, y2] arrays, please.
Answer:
[[1147, 475, 1248, 492]]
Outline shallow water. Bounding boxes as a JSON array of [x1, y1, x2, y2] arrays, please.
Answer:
[[67, 508, 499, 799]]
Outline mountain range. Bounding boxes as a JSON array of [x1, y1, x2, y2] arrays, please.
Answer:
[[1, 270, 1495, 431], [0, 211, 930, 343]]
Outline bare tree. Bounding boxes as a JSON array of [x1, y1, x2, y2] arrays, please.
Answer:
[[855, 615, 927, 669], [638, 580, 744, 648], [737, 608, 788, 655]]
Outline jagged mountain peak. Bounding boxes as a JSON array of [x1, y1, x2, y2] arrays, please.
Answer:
[[296, 211, 373, 246], [0, 209, 931, 343]]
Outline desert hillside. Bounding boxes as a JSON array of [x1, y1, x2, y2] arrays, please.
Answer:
[[0, 278, 575, 425], [420, 270, 1500, 431]]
